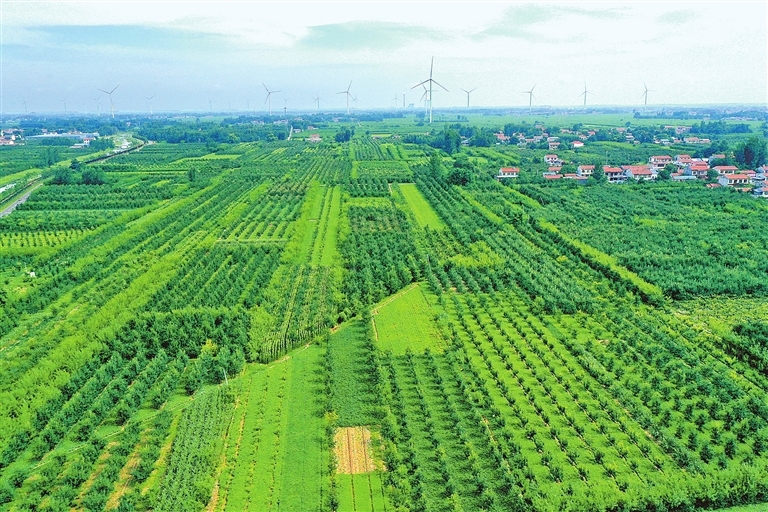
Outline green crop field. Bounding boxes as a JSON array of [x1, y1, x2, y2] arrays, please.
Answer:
[[397, 183, 446, 230], [0, 114, 767, 512], [373, 284, 446, 355]]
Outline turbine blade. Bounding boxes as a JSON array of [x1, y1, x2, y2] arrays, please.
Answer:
[[412, 80, 429, 89], [430, 57, 434, 79], [347, 81, 352, 92], [469, 88, 476, 93], [111, 85, 120, 94], [432, 80, 448, 92]]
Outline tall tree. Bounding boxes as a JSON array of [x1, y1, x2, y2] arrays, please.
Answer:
[[734, 136, 767, 168]]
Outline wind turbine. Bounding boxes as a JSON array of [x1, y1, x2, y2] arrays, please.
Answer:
[[92, 96, 101, 115], [393, 94, 399, 108], [402, 92, 406, 108], [314, 93, 321, 111], [23, 100, 28, 114], [283, 97, 289, 116], [337, 81, 353, 115], [352, 94, 358, 111], [145, 95, 155, 115], [245, 97, 250, 111], [523, 84, 536, 113], [60, 97, 68, 113], [98, 85, 120, 119], [580, 82, 591, 107], [208, 99, 212, 112], [461, 87, 476, 108], [641, 82, 654, 106], [263, 83, 280, 116], [412, 57, 448, 123]]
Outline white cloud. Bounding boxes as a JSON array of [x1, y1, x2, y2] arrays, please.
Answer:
[[2, 1, 765, 111]]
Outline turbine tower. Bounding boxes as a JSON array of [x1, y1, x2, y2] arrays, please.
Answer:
[[263, 83, 280, 116], [314, 93, 321, 111], [245, 97, 250, 111], [523, 84, 536, 113], [337, 81, 353, 115], [23, 100, 28, 114], [420, 84, 429, 114], [145, 95, 155, 115], [352, 94, 358, 111], [393, 94, 399, 108], [98, 85, 120, 119], [412, 57, 448, 123], [93, 96, 101, 115], [580, 82, 590, 107], [283, 97, 289, 116], [60, 97, 68, 113], [461, 87, 476, 108]]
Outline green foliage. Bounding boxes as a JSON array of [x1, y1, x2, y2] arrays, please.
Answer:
[[153, 386, 234, 511], [50, 166, 73, 185], [335, 127, 354, 142], [734, 136, 767, 168], [80, 168, 106, 185], [528, 183, 768, 298], [658, 163, 676, 180], [88, 137, 115, 151], [590, 164, 606, 184]]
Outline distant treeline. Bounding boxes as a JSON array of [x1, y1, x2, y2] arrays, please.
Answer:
[[690, 120, 752, 135], [19, 119, 122, 136], [137, 120, 290, 144]]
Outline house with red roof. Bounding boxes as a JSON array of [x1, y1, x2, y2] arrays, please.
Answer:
[[718, 174, 751, 187], [604, 166, 626, 183], [543, 173, 562, 180], [622, 165, 655, 181], [684, 163, 710, 179], [648, 155, 673, 171], [544, 154, 562, 166], [497, 167, 520, 179], [548, 166, 562, 173], [577, 164, 594, 177], [571, 140, 584, 149], [713, 165, 739, 175]]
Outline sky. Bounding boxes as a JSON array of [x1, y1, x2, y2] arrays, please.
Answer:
[[1, 1, 767, 114]]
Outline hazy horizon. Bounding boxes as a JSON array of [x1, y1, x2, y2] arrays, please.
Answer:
[[2, 1, 767, 115]]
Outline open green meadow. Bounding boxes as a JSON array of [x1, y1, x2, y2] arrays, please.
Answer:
[[0, 114, 767, 512], [397, 183, 446, 230], [373, 284, 446, 355]]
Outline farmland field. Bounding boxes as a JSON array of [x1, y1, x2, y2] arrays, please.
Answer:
[[0, 116, 767, 512]]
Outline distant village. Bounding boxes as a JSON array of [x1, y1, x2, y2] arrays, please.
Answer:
[[498, 154, 767, 198], [494, 124, 767, 199]]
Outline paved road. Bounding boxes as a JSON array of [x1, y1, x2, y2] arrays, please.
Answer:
[[0, 182, 42, 218]]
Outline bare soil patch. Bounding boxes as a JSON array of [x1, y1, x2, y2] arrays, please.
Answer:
[[334, 427, 376, 474]]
